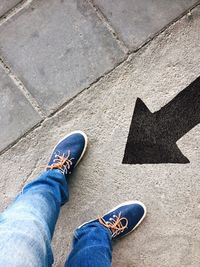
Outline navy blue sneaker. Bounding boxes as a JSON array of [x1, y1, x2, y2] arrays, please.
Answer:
[[78, 201, 146, 239], [47, 131, 88, 175]]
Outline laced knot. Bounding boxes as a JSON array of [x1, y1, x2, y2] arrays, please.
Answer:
[[98, 212, 128, 238], [47, 150, 74, 174]]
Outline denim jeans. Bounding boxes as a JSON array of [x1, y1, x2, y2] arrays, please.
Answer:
[[0, 170, 112, 267]]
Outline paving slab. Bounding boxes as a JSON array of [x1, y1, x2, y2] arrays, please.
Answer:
[[0, 65, 41, 152], [0, 0, 21, 17], [0, 4, 200, 267], [0, 0, 125, 114], [94, 0, 198, 50]]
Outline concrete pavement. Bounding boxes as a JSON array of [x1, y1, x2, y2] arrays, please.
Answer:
[[0, 1, 200, 266]]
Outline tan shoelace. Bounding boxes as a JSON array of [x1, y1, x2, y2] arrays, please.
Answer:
[[98, 212, 128, 238], [47, 150, 74, 174]]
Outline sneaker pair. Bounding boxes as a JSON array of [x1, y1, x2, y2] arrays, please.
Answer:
[[47, 131, 146, 240]]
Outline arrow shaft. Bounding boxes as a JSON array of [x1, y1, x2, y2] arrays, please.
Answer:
[[156, 77, 200, 141]]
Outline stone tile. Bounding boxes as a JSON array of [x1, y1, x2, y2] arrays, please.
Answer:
[[0, 65, 41, 151], [0, 0, 21, 17], [0, 0, 125, 114], [94, 0, 198, 49]]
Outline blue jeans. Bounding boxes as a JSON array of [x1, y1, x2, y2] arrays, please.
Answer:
[[0, 170, 112, 267]]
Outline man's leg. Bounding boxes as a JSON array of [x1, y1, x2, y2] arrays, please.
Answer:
[[66, 201, 146, 267], [0, 169, 68, 267], [0, 131, 87, 267], [66, 222, 112, 267]]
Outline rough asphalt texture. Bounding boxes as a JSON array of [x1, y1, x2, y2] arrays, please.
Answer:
[[0, 1, 200, 266]]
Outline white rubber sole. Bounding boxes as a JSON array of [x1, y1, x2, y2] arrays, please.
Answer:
[[49, 130, 88, 168], [78, 200, 147, 234]]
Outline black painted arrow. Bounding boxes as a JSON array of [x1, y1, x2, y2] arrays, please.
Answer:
[[123, 76, 200, 164]]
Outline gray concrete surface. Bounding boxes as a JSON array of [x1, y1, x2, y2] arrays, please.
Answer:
[[0, 0, 21, 17], [94, 0, 198, 50], [0, 64, 41, 151], [0, 5, 200, 266], [0, 0, 125, 114]]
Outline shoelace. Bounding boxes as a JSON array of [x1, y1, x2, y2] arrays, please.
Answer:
[[98, 212, 128, 238], [47, 150, 74, 174]]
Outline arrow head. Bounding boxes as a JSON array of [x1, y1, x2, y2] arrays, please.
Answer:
[[123, 98, 189, 164]]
